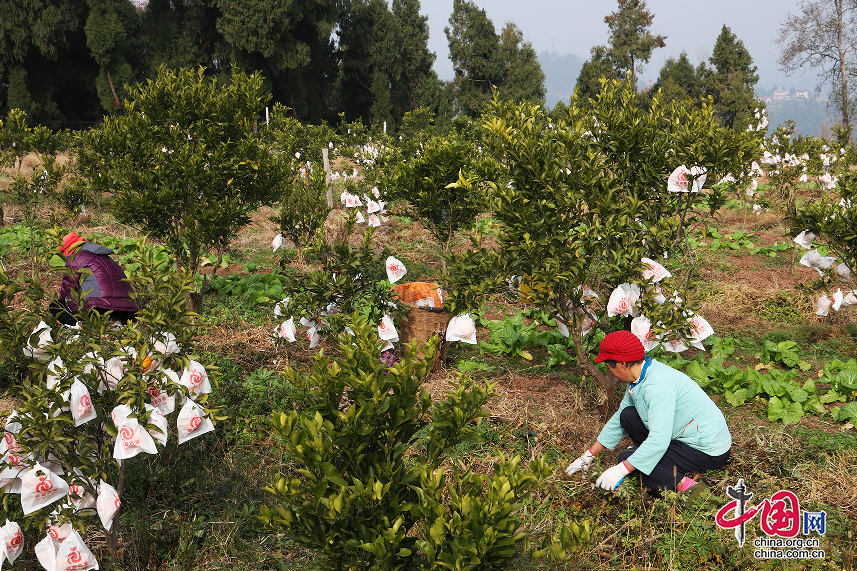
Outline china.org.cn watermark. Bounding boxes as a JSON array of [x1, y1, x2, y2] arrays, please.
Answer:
[[715, 479, 827, 560]]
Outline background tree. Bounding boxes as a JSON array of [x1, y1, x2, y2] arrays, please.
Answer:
[[497, 22, 546, 105], [0, 0, 98, 120], [85, 0, 142, 115], [701, 25, 760, 129], [576, 45, 620, 103], [391, 0, 443, 118], [646, 51, 704, 106], [603, 0, 666, 91], [79, 66, 289, 312], [777, 0, 857, 137], [445, 0, 504, 117]]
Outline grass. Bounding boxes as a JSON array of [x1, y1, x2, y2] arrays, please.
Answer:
[[2, 192, 857, 570]]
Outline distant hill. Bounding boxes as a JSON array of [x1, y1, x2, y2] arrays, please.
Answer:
[[538, 51, 583, 108]]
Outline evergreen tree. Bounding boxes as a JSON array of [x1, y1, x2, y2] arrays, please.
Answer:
[[213, 0, 337, 121], [604, 0, 665, 91], [649, 51, 702, 106], [702, 25, 759, 129], [0, 0, 99, 120], [445, 0, 504, 117], [575, 45, 618, 103], [497, 22, 546, 105], [85, 0, 142, 115], [391, 0, 442, 118], [138, 0, 225, 75]]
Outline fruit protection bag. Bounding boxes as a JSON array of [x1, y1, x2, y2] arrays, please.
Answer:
[[144, 404, 169, 446], [113, 417, 157, 460], [0, 520, 24, 565], [69, 379, 96, 427], [96, 480, 121, 531], [55, 528, 98, 571], [21, 463, 69, 515], [446, 314, 477, 344], [178, 361, 211, 401], [177, 399, 214, 445]]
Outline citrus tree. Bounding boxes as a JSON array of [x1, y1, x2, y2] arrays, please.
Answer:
[[0, 230, 221, 567], [78, 66, 290, 312], [449, 79, 759, 416]]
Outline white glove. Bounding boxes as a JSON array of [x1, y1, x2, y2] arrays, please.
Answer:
[[596, 462, 632, 491], [564, 449, 595, 475]]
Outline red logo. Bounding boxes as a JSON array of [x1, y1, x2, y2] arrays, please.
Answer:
[[67, 546, 82, 564], [35, 475, 54, 493], [189, 416, 202, 431], [77, 394, 92, 416], [114, 495, 121, 509], [676, 171, 688, 185], [617, 299, 628, 311], [7, 454, 19, 466], [49, 527, 58, 539], [10, 530, 22, 547], [120, 425, 135, 442], [188, 369, 203, 390], [690, 318, 702, 334], [148, 384, 161, 397], [69, 485, 82, 497]]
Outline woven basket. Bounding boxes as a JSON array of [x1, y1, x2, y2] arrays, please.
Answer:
[[398, 306, 451, 372]]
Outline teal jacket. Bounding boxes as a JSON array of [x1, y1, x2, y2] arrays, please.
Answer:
[[596, 359, 732, 475]]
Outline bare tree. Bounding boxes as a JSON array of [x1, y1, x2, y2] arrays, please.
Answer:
[[776, 0, 857, 135]]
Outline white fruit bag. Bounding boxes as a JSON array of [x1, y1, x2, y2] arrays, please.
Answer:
[[46, 356, 66, 393], [355, 211, 365, 223], [690, 165, 708, 191], [368, 214, 381, 227], [2, 520, 23, 564], [144, 404, 169, 446], [367, 199, 380, 213], [667, 165, 690, 192], [113, 418, 157, 460], [5, 411, 21, 435], [835, 263, 851, 282], [68, 480, 96, 511], [56, 528, 98, 571], [662, 336, 689, 353], [686, 313, 715, 343], [606, 283, 640, 317], [816, 295, 831, 316], [378, 315, 399, 342], [152, 331, 180, 357], [179, 361, 211, 401], [273, 298, 290, 317], [385, 256, 407, 283], [271, 234, 285, 252], [641, 258, 671, 283], [630, 316, 659, 352], [96, 480, 121, 531], [555, 319, 569, 338], [177, 399, 215, 445], [110, 404, 132, 429], [21, 463, 69, 515], [36, 534, 58, 571], [100, 356, 124, 393], [793, 230, 815, 249], [306, 326, 323, 349], [69, 380, 96, 427], [49, 521, 73, 547], [23, 321, 52, 360], [446, 314, 477, 344], [832, 289, 844, 311], [275, 317, 296, 342]]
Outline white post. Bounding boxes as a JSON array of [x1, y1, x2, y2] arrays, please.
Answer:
[[265, 106, 269, 125], [383, 121, 387, 134], [322, 147, 333, 208]]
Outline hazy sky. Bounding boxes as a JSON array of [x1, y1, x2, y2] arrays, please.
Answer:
[[420, 0, 817, 91]]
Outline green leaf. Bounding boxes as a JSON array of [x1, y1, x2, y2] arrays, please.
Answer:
[[725, 388, 748, 407]]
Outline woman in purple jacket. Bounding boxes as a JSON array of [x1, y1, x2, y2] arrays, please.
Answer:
[[50, 232, 139, 325]]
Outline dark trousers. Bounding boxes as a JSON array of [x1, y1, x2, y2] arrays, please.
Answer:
[[616, 407, 730, 491], [49, 299, 137, 326]]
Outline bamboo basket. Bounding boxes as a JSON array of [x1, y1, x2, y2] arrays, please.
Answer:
[[392, 283, 450, 371]]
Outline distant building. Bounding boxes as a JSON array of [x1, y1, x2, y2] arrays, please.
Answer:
[[795, 91, 809, 99], [773, 89, 790, 100]]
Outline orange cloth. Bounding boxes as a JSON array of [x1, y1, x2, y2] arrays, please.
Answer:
[[391, 282, 444, 308], [60, 232, 85, 257]]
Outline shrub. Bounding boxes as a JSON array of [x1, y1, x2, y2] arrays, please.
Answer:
[[259, 315, 591, 570]]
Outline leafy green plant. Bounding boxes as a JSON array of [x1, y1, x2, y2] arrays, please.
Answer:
[[259, 316, 590, 570], [78, 66, 290, 313], [761, 339, 810, 369], [0, 230, 220, 565], [271, 163, 332, 261]]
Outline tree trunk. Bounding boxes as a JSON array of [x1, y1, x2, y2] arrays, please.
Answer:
[[572, 320, 620, 421], [0, 204, 3, 227], [836, 0, 851, 137], [186, 291, 203, 314], [107, 69, 123, 115]]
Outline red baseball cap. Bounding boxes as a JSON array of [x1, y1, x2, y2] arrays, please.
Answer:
[[594, 330, 645, 363], [60, 232, 85, 257]]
